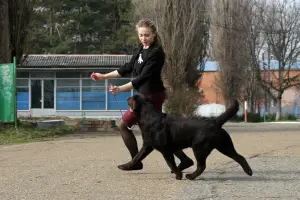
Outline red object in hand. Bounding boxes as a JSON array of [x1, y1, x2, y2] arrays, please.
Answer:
[[90, 72, 97, 80]]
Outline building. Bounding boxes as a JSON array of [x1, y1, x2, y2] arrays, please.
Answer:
[[17, 54, 135, 118], [199, 60, 300, 116], [16, 55, 300, 118]]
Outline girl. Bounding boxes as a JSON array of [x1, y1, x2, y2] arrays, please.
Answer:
[[91, 19, 193, 171]]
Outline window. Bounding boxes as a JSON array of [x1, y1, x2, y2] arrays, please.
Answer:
[[81, 72, 94, 78], [107, 79, 132, 110], [82, 79, 106, 110], [30, 72, 55, 78], [16, 72, 29, 78], [16, 79, 29, 110], [56, 72, 80, 78], [56, 79, 80, 110]]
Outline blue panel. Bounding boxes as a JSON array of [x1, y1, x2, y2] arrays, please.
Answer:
[[17, 102, 29, 110], [56, 92, 80, 110], [82, 102, 105, 110], [17, 91, 29, 110], [107, 91, 131, 110], [82, 91, 106, 110], [56, 101, 80, 110]]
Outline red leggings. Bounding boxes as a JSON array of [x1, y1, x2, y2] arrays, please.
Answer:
[[122, 92, 166, 127]]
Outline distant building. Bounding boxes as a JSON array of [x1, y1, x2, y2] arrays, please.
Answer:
[[17, 54, 135, 118], [198, 60, 300, 117]]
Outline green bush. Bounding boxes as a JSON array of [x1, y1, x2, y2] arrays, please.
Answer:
[[244, 112, 261, 123], [286, 114, 297, 121], [230, 114, 244, 122], [261, 113, 276, 122], [260, 113, 297, 122]]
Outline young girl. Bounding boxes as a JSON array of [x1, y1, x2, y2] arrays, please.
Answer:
[[91, 19, 193, 171]]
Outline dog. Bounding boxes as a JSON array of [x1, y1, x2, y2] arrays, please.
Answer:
[[119, 94, 253, 180]]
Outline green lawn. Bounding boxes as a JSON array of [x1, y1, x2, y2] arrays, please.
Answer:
[[0, 124, 77, 145]]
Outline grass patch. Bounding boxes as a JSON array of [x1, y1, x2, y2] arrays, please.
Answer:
[[0, 124, 77, 145]]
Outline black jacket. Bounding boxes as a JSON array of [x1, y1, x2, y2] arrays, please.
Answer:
[[117, 44, 166, 94]]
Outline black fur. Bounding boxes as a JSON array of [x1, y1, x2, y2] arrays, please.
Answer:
[[120, 94, 253, 180]]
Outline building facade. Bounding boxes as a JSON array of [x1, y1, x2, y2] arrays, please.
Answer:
[[198, 61, 300, 117], [16, 55, 300, 118], [17, 54, 135, 118]]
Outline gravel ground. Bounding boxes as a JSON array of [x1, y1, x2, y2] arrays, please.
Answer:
[[0, 124, 300, 200]]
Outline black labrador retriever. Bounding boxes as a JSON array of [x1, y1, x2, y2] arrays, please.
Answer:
[[119, 94, 253, 180]]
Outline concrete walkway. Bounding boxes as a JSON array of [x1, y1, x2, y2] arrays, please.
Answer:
[[0, 124, 300, 200]]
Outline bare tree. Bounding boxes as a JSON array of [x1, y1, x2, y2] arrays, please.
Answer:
[[133, 0, 210, 116], [0, 0, 10, 63], [212, 0, 251, 107], [247, 0, 300, 120], [8, 0, 36, 63], [0, 0, 36, 64]]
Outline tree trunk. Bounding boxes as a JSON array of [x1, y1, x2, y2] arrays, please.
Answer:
[[275, 96, 282, 121], [0, 0, 10, 63]]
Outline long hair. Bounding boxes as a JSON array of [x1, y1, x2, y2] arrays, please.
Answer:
[[135, 18, 162, 46]]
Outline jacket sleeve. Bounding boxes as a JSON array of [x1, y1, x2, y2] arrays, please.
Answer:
[[117, 46, 142, 77], [117, 58, 135, 78], [131, 47, 164, 90]]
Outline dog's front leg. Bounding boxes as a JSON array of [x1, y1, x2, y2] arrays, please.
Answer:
[[162, 152, 182, 180], [118, 144, 154, 171]]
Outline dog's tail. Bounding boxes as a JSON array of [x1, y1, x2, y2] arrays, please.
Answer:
[[216, 99, 239, 127]]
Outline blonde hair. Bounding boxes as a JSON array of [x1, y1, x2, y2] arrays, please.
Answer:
[[136, 18, 161, 45]]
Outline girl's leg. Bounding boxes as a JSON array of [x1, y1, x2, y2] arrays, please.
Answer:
[[117, 117, 143, 170]]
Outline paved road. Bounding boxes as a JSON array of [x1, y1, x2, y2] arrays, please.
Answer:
[[1, 123, 300, 200]]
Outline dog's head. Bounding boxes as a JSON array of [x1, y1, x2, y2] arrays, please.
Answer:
[[127, 94, 147, 113]]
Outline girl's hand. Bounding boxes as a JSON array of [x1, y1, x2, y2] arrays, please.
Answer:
[[109, 85, 120, 95], [90, 72, 106, 81]]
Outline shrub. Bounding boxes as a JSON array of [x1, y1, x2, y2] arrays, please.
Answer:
[[242, 112, 261, 123], [164, 88, 201, 117]]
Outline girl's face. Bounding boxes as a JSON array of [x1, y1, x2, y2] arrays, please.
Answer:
[[137, 26, 155, 48]]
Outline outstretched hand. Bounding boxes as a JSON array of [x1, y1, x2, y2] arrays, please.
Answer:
[[109, 85, 120, 95], [90, 72, 106, 81]]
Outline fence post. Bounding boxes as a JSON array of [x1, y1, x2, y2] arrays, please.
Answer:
[[82, 111, 86, 131], [13, 57, 17, 128], [244, 101, 248, 122]]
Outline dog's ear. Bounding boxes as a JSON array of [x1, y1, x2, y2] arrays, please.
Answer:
[[132, 99, 137, 111], [127, 97, 133, 110], [131, 95, 143, 113]]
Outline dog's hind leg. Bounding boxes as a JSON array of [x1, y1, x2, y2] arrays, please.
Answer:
[[170, 150, 194, 173], [186, 143, 213, 180], [216, 130, 253, 176], [174, 150, 194, 172], [161, 151, 183, 180]]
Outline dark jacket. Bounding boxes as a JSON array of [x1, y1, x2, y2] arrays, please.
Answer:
[[117, 43, 166, 94]]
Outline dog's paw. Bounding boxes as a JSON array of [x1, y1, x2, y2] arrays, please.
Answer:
[[185, 173, 196, 180]]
